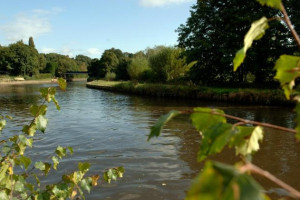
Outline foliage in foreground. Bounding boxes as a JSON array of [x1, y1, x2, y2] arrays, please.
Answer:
[[149, 0, 300, 199], [0, 78, 124, 199]]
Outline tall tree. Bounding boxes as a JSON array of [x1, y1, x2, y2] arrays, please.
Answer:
[[75, 55, 92, 71], [177, 0, 299, 86], [8, 41, 40, 76], [28, 37, 35, 49]]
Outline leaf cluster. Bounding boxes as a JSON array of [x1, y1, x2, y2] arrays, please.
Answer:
[[149, 0, 300, 199], [0, 80, 124, 199]]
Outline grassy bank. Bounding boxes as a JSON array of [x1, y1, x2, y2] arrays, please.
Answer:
[[86, 80, 291, 106], [0, 74, 87, 85]]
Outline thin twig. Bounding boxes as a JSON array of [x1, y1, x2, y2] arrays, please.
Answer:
[[280, 3, 300, 49], [239, 162, 300, 199], [181, 110, 296, 134]]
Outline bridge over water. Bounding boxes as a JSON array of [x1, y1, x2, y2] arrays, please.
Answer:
[[63, 71, 88, 81]]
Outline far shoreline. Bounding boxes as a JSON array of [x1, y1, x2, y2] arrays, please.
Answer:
[[0, 78, 87, 85], [86, 80, 293, 106]]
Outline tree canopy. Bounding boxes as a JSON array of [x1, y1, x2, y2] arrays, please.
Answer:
[[176, 0, 299, 86]]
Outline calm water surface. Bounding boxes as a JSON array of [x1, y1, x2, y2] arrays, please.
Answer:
[[0, 81, 299, 199]]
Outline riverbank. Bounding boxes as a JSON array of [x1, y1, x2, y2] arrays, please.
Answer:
[[0, 78, 87, 85], [86, 80, 292, 106]]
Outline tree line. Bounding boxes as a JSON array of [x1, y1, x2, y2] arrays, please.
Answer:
[[0, 37, 91, 78], [87, 46, 195, 83], [88, 0, 299, 88]]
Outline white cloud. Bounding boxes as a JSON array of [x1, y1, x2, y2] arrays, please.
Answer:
[[40, 47, 101, 59], [139, 0, 193, 7], [61, 47, 74, 57], [1, 12, 51, 42], [40, 47, 56, 54], [87, 48, 102, 57]]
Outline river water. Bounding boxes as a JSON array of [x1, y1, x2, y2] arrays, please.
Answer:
[[0, 81, 299, 199]]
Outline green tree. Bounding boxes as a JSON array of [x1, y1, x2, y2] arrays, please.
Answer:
[[127, 56, 150, 81], [148, 46, 194, 82], [38, 54, 47, 72], [87, 58, 106, 79], [28, 36, 35, 49], [0, 46, 12, 74], [75, 55, 91, 71], [115, 57, 131, 80], [100, 50, 120, 73], [8, 41, 40, 76], [44, 53, 80, 77], [43, 62, 58, 77], [177, 0, 299, 86]]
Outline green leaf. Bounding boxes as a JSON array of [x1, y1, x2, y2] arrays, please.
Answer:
[[191, 107, 226, 133], [70, 171, 84, 184], [116, 166, 125, 178], [103, 168, 123, 184], [51, 96, 60, 110], [148, 110, 180, 141], [233, 17, 269, 71], [58, 78, 67, 91], [18, 156, 32, 170], [0, 190, 9, 200], [256, 0, 282, 10], [30, 105, 47, 116], [233, 48, 246, 72], [19, 135, 33, 147], [78, 162, 90, 173], [55, 146, 67, 159], [22, 124, 37, 136], [103, 171, 110, 184], [0, 120, 6, 132], [235, 126, 264, 156], [17, 143, 27, 155], [197, 123, 233, 162], [186, 161, 265, 200], [274, 55, 300, 99], [35, 115, 48, 133], [0, 164, 9, 182], [5, 115, 13, 120], [40, 88, 51, 102], [34, 161, 51, 176], [14, 181, 25, 192], [52, 184, 69, 198], [9, 135, 18, 143], [40, 87, 56, 103], [67, 146, 73, 155], [35, 161, 45, 171], [44, 163, 51, 175], [80, 178, 92, 193], [52, 156, 59, 170], [33, 174, 40, 186]]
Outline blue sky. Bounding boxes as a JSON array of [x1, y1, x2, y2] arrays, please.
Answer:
[[0, 0, 195, 58]]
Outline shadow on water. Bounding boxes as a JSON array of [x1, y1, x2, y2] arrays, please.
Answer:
[[0, 81, 299, 199]]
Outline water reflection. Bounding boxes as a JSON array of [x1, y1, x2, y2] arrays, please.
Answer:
[[0, 82, 299, 199]]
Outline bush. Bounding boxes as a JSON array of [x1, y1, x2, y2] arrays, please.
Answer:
[[127, 57, 150, 81], [105, 72, 116, 81], [148, 46, 195, 83]]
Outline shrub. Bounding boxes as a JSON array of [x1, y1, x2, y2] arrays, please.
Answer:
[[127, 57, 150, 81], [148, 46, 195, 83], [105, 72, 116, 81]]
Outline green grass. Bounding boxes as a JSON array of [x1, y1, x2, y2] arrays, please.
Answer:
[[87, 80, 129, 87], [86, 80, 290, 106]]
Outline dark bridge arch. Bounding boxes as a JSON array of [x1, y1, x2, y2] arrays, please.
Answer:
[[63, 71, 88, 81]]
